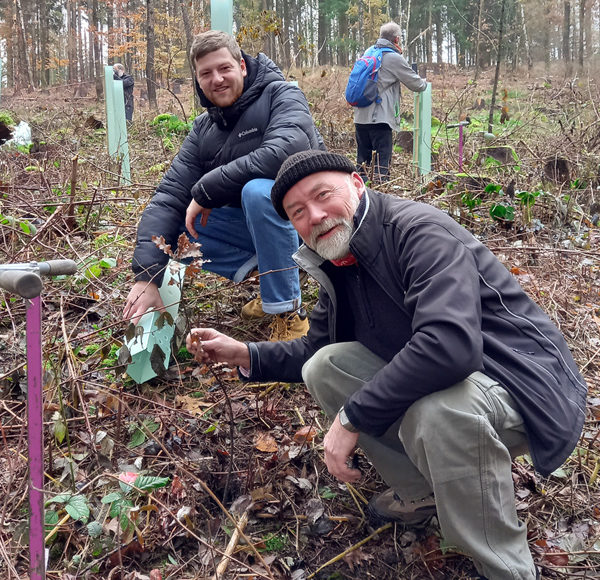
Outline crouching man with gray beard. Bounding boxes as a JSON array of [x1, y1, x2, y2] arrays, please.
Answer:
[[186, 150, 586, 580]]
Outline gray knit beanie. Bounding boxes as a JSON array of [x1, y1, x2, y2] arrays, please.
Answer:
[[271, 150, 356, 220]]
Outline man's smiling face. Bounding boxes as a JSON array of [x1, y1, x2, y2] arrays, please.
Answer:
[[195, 47, 246, 108], [283, 171, 364, 260]]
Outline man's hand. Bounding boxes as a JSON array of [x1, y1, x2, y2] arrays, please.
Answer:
[[186, 328, 251, 368], [123, 281, 164, 322], [322, 416, 361, 483], [186, 199, 212, 238]]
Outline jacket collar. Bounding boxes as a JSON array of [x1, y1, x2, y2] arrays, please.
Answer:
[[374, 38, 402, 55], [294, 188, 379, 275]]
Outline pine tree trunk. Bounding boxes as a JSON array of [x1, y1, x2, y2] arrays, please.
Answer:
[[488, 0, 506, 134], [78, 0, 86, 84], [578, 0, 585, 68], [179, 0, 199, 106], [317, 0, 328, 65], [6, 0, 15, 89], [584, 0, 592, 58], [337, 7, 348, 67], [474, 0, 484, 80], [15, 0, 35, 89], [67, 0, 78, 83], [426, 0, 433, 65], [563, 1, 572, 74], [93, 0, 104, 100], [434, 9, 443, 65], [519, 2, 532, 73], [282, 0, 292, 69], [146, 0, 158, 108]]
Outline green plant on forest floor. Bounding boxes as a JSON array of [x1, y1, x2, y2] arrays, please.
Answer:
[[45, 472, 170, 558], [151, 113, 193, 151]]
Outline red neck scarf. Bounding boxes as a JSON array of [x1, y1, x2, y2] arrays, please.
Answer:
[[331, 253, 358, 267]]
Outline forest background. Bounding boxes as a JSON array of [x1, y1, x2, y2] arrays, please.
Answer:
[[1, 0, 600, 579], [2, 0, 600, 98]]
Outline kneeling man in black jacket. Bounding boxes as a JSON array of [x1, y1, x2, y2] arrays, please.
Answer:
[[124, 31, 324, 341], [186, 150, 587, 580]]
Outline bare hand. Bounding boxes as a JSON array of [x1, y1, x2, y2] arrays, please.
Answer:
[[186, 327, 250, 368], [322, 416, 361, 483], [123, 281, 165, 322], [186, 199, 212, 238]]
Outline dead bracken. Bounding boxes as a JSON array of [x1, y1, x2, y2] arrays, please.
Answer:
[[0, 66, 599, 579]]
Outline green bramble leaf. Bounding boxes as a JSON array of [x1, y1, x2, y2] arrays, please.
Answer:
[[64, 495, 90, 523], [134, 475, 170, 492]]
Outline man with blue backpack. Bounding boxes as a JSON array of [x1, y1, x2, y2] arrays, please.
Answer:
[[346, 22, 426, 182]]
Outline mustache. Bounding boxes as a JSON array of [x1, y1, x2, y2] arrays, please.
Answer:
[[308, 218, 348, 247]]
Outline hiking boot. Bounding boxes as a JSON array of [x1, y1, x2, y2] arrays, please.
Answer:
[[367, 489, 436, 527], [241, 296, 266, 320], [268, 308, 309, 341], [241, 270, 308, 321]]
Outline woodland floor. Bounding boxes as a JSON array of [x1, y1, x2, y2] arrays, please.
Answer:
[[0, 63, 599, 580]]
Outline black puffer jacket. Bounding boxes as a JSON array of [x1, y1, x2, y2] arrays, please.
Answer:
[[132, 51, 324, 284], [247, 190, 587, 476]]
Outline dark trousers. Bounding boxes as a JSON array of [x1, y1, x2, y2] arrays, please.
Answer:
[[355, 123, 393, 182]]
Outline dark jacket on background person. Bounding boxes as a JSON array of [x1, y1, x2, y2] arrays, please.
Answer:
[[114, 72, 134, 121], [247, 190, 587, 476], [132, 52, 325, 284]]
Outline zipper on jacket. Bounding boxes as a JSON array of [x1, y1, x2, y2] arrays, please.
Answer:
[[511, 348, 558, 383], [354, 265, 374, 328]]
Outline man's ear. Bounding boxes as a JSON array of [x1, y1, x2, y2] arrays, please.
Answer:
[[351, 172, 366, 197], [240, 58, 247, 77]]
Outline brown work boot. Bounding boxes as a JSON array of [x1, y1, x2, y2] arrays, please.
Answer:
[[268, 308, 309, 341], [367, 489, 436, 528], [241, 296, 266, 320]]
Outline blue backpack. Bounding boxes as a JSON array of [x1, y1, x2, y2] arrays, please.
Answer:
[[345, 46, 395, 107]]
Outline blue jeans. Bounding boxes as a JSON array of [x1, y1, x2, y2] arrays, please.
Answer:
[[186, 178, 301, 315]]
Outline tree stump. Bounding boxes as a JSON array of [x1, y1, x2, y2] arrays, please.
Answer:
[[543, 157, 571, 184]]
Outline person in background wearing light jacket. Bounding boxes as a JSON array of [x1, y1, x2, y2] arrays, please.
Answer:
[[186, 150, 586, 580], [353, 22, 426, 181], [123, 31, 325, 341]]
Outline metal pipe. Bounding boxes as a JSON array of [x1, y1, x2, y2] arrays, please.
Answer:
[[0, 259, 77, 579]]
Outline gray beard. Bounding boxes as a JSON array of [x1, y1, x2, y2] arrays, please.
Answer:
[[308, 218, 354, 260]]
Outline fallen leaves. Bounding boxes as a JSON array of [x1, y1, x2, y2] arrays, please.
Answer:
[[293, 425, 318, 445], [255, 432, 278, 453], [343, 547, 374, 571]]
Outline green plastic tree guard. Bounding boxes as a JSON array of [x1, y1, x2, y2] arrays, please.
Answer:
[[211, 0, 233, 33], [104, 65, 131, 185], [413, 82, 432, 176], [122, 261, 186, 384]]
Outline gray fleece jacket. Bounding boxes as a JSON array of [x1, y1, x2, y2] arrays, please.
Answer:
[[353, 38, 427, 130]]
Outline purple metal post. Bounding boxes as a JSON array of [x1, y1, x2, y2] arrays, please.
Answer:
[[26, 296, 45, 580], [458, 124, 464, 171]]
